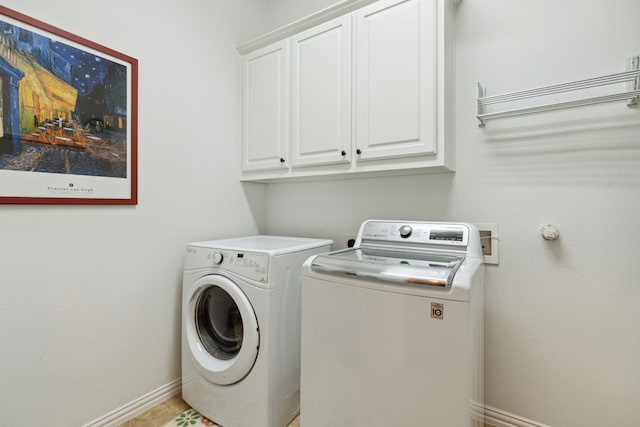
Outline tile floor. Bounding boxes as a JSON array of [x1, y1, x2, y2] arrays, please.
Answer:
[[117, 395, 189, 427], [118, 394, 300, 426]]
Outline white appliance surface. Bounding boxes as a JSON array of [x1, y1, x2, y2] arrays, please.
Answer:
[[183, 235, 332, 427], [190, 235, 332, 254], [301, 220, 484, 427]]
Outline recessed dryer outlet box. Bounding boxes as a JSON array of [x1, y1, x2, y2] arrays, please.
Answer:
[[344, 235, 357, 248], [474, 223, 499, 265]]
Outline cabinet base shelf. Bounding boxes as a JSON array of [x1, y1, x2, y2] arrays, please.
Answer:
[[240, 164, 455, 184]]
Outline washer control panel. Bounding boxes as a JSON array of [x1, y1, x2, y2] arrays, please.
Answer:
[[360, 221, 469, 247]]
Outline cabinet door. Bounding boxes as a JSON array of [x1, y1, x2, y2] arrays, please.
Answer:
[[354, 0, 436, 161], [242, 40, 290, 171], [291, 16, 352, 167]]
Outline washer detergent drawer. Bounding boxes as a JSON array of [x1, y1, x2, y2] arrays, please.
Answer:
[[310, 248, 465, 287]]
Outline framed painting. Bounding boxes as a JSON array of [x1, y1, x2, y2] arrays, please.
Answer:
[[0, 6, 137, 204]]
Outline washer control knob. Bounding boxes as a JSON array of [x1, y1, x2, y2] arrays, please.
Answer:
[[212, 253, 223, 264], [399, 225, 412, 238]]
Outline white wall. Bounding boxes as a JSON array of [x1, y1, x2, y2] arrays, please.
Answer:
[[0, 1, 267, 425], [263, 0, 342, 30], [263, 0, 640, 426], [2, 1, 638, 426]]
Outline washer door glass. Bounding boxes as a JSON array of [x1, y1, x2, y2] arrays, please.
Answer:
[[186, 275, 259, 385], [196, 286, 244, 360]]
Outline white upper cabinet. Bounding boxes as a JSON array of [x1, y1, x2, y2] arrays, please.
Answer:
[[291, 16, 352, 167], [239, 0, 455, 182], [354, 0, 435, 161], [241, 40, 289, 172]]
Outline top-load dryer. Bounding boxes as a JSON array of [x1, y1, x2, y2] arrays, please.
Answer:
[[182, 235, 332, 427], [300, 220, 484, 427]]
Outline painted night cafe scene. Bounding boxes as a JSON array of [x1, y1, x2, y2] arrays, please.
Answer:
[[0, 18, 128, 178]]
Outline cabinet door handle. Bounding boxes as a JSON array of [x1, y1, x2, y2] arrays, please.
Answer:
[[280, 158, 285, 163], [341, 150, 346, 156], [356, 149, 362, 155]]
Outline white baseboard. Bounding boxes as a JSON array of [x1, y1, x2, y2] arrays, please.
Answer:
[[82, 378, 182, 427], [83, 379, 549, 427], [484, 404, 551, 427]]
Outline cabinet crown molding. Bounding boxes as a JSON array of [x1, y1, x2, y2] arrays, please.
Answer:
[[237, 0, 379, 54]]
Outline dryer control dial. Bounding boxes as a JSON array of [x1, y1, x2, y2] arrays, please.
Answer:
[[399, 225, 413, 238], [212, 252, 223, 264]]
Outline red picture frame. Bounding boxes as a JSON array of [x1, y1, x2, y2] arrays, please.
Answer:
[[0, 6, 138, 204]]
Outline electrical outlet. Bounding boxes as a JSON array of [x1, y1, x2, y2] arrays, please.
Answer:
[[474, 223, 499, 265]]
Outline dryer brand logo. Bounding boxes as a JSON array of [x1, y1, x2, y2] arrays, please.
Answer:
[[431, 302, 444, 320]]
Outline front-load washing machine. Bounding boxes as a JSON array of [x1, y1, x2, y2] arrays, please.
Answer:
[[182, 235, 332, 427], [301, 220, 484, 426]]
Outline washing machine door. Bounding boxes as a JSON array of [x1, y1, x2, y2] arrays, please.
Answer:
[[186, 274, 259, 385]]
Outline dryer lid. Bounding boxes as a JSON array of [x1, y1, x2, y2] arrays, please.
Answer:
[[310, 247, 465, 288]]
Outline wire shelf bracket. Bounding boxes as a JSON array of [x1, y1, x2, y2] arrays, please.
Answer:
[[476, 55, 640, 127]]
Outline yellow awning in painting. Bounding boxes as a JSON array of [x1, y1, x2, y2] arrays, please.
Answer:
[[23, 53, 77, 112]]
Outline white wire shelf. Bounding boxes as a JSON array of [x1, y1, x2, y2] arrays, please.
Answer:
[[477, 56, 640, 127]]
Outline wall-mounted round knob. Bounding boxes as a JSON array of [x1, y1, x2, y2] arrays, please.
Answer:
[[541, 225, 559, 241], [356, 149, 362, 155]]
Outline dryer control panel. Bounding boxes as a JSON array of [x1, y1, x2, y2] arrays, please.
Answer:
[[185, 246, 269, 283]]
